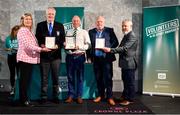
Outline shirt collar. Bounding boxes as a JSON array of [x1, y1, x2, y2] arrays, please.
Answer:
[[73, 27, 80, 31], [124, 30, 132, 35], [47, 21, 54, 26], [95, 28, 104, 32]]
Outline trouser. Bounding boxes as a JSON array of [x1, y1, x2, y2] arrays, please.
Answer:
[[93, 57, 113, 99], [40, 59, 60, 99], [19, 61, 33, 102], [66, 54, 85, 98], [121, 68, 135, 101], [7, 54, 19, 87]]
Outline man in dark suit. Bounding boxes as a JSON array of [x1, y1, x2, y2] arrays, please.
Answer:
[[103, 19, 138, 105], [87, 16, 119, 105], [35, 7, 65, 103]]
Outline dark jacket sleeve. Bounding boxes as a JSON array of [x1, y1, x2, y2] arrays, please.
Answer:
[[56, 22, 65, 49], [86, 29, 94, 60], [111, 32, 137, 54], [109, 28, 119, 48], [35, 22, 44, 46]]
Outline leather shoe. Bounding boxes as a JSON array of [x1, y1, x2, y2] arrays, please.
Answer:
[[93, 96, 101, 103], [23, 101, 34, 107], [65, 97, 73, 103], [108, 98, 115, 106], [120, 100, 130, 105], [77, 97, 83, 104]]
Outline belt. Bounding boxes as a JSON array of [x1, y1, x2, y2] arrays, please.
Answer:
[[69, 53, 85, 56]]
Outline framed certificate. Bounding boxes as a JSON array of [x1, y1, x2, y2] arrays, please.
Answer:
[[45, 37, 55, 49], [65, 36, 76, 49], [95, 38, 105, 48]]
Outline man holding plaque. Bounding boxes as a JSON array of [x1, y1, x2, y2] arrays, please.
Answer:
[[35, 7, 65, 103], [87, 16, 119, 105], [102, 19, 138, 106], [64, 15, 91, 104]]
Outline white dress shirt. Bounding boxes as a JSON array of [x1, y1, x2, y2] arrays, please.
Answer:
[[66, 27, 91, 54]]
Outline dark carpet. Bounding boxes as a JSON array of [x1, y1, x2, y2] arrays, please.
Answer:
[[0, 92, 153, 114]]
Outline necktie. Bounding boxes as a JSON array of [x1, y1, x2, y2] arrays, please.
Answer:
[[73, 29, 77, 37], [49, 23, 53, 35]]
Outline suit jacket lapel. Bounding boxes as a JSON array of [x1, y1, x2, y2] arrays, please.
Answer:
[[44, 21, 49, 36], [51, 22, 56, 35], [92, 29, 97, 45]]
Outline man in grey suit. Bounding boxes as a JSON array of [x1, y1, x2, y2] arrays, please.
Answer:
[[103, 19, 138, 105]]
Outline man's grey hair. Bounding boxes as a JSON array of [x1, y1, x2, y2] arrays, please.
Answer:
[[122, 19, 133, 26], [46, 7, 56, 15]]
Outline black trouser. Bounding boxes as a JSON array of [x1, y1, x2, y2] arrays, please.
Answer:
[[19, 61, 33, 102], [7, 54, 19, 88], [93, 57, 113, 99], [40, 59, 60, 99], [121, 68, 135, 101]]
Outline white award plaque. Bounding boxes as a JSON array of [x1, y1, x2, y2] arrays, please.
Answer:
[[65, 36, 76, 49], [95, 38, 105, 48], [45, 37, 55, 49]]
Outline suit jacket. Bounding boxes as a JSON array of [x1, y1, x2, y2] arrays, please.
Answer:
[[87, 27, 119, 62], [35, 21, 65, 61], [110, 31, 138, 69]]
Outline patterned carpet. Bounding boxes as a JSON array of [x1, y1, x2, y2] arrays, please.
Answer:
[[0, 92, 153, 114]]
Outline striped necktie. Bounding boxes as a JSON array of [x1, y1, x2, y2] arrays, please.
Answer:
[[73, 29, 77, 37]]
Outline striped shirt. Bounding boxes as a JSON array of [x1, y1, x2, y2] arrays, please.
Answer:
[[17, 27, 42, 64]]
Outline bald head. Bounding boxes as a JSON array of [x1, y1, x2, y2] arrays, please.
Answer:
[[72, 15, 81, 29], [96, 16, 105, 31]]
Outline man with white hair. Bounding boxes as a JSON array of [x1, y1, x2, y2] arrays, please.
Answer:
[[35, 7, 65, 104], [87, 16, 119, 106]]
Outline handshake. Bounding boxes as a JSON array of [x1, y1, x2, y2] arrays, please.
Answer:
[[97, 47, 111, 53]]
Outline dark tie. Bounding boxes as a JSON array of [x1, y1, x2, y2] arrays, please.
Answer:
[[73, 29, 77, 37], [49, 23, 53, 35]]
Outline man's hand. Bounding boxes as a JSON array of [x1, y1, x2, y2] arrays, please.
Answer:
[[101, 47, 111, 52]]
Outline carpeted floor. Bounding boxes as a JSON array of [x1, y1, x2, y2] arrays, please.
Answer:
[[0, 92, 153, 114]]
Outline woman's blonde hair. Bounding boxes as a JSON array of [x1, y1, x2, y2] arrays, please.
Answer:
[[21, 13, 33, 30]]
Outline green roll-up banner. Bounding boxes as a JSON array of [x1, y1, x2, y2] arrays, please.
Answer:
[[143, 5, 180, 97]]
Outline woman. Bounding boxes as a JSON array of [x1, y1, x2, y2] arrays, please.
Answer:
[[5, 25, 20, 95], [17, 13, 50, 107]]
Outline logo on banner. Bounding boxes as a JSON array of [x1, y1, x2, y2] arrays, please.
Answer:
[[63, 22, 83, 34], [145, 19, 179, 38], [158, 73, 166, 80], [58, 76, 68, 92], [64, 22, 73, 30]]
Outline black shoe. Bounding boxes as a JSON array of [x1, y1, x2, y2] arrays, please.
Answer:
[[23, 101, 34, 107]]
